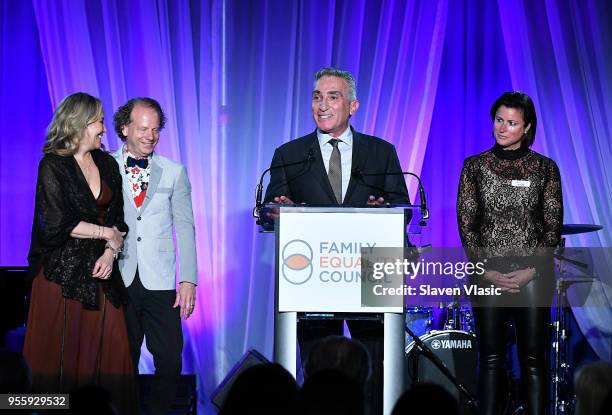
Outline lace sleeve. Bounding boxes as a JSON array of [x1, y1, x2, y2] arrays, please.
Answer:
[[457, 158, 482, 249], [35, 157, 80, 247], [539, 159, 563, 247], [526, 158, 563, 278]]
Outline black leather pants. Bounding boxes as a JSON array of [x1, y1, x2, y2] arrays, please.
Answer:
[[472, 281, 552, 415]]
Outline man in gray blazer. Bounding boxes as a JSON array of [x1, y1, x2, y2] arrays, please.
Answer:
[[112, 97, 197, 415]]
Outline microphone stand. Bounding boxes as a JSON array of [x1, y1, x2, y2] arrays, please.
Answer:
[[253, 149, 314, 225], [354, 170, 429, 225], [405, 322, 479, 414]]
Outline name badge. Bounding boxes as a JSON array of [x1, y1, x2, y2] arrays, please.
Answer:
[[511, 180, 531, 187]]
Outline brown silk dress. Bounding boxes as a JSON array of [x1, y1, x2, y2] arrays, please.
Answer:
[[24, 180, 137, 414]]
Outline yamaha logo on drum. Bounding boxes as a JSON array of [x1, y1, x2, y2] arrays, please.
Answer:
[[431, 338, 473, 349]]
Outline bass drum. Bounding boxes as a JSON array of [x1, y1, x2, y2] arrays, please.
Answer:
[[405, 330, 478, 414]]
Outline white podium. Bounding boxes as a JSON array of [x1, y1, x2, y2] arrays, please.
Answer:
[[265, 205, 419, 414]]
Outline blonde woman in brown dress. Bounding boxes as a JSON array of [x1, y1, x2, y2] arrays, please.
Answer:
[[24, 92, 137, 414]]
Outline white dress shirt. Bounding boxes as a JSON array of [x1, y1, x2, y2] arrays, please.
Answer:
[[317, 127, 353, 203]]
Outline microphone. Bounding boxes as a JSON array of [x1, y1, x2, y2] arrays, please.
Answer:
[[253, 147, 315, 224], [352, 168, 430, 225]]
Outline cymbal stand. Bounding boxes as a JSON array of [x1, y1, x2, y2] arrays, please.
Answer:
[[552, 280, 572, 414], [551, 239, 572, 415]]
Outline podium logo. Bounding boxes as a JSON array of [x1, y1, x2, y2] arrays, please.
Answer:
[[282, 239, 313, 285]]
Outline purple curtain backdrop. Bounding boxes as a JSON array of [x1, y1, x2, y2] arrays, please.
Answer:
[[1, 0, 611, 412]]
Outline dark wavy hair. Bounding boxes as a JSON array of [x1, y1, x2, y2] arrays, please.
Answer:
[[113, 97, 166, 141], [490, 91, 537, 147]]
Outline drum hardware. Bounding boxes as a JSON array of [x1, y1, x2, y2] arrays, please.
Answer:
[[551, 275, 572, 415], [443, 301, 459, 330], [404, 303, 474, 341], [442, 293, 475, 334], [551, 227, 601, 415], [462, 308, 474, 335], [405, 306, 433, 337], [551, 275, 593, 415], [404, 324, 478, 414]]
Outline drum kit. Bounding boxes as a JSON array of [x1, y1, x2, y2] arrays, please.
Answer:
[[404, 301, 478, 414], [404, 224, 602, 415]]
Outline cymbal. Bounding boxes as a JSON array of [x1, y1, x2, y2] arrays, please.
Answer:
[[561, 224, 603, 235], [554, 253, 588, 269], [557, 276, 596, 283], [556, 276, 597, 290]]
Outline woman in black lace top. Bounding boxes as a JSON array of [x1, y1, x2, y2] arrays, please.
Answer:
[[457, 92, 563, 415], [24, 93, 136, 413]]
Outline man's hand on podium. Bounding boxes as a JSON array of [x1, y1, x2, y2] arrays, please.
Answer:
[[273, 196, 295, 205], [366, 195, 385, 206], [266, 196, 295, 220]]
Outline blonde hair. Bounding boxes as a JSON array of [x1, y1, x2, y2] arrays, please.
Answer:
[[43, 92, 103, 156]]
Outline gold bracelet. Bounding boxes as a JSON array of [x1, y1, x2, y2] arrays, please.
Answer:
[[105, 245, 119, 260]]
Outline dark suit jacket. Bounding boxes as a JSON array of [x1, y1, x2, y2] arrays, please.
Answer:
[[264, 128, 410, 206]]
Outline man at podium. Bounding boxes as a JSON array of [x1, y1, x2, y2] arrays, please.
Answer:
[[264, 67, 410, 414]]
